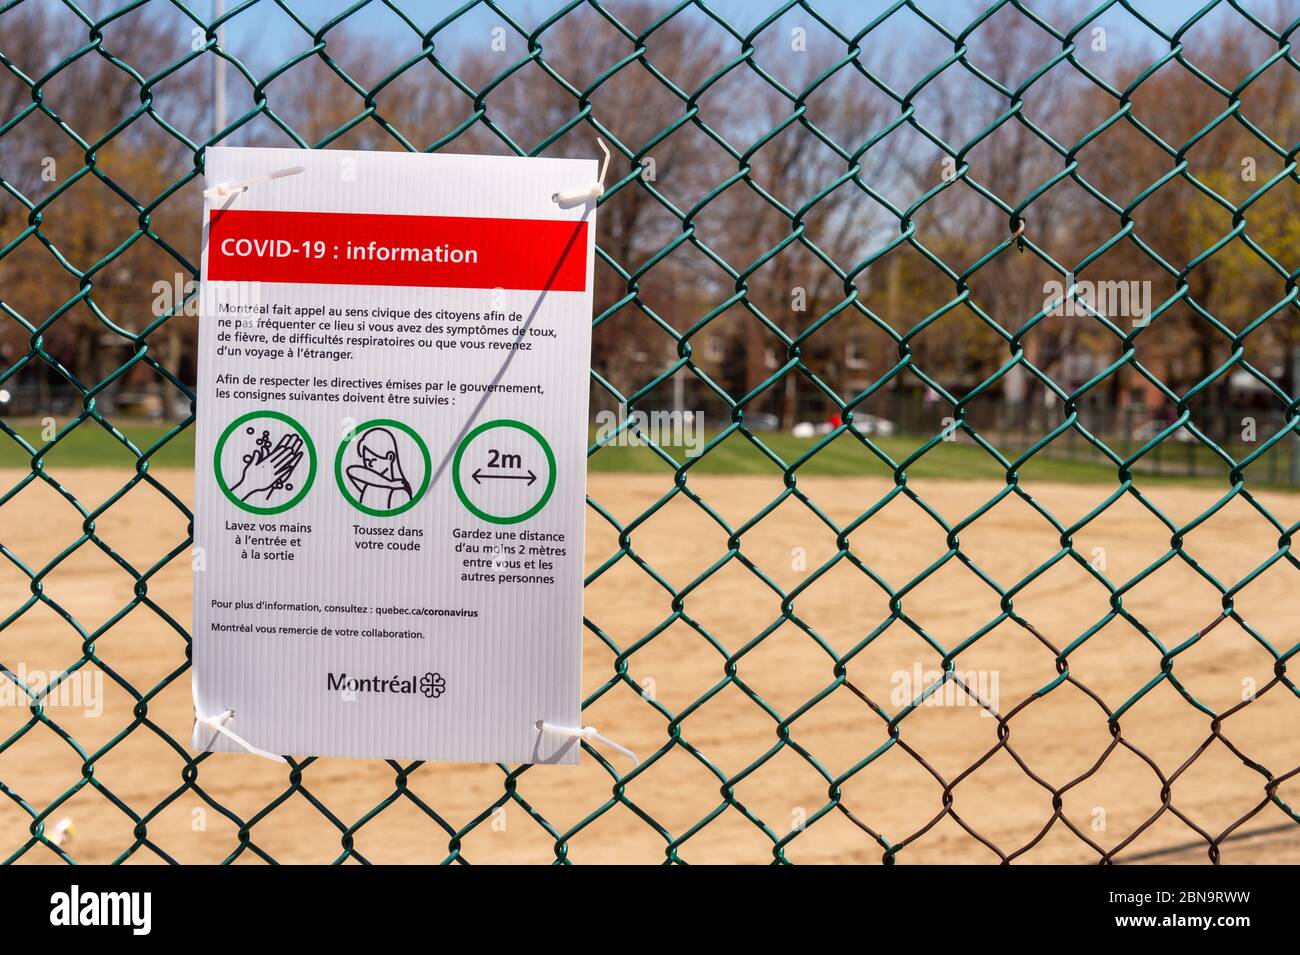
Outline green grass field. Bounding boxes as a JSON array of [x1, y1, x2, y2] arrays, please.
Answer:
[[0, 419, 196, 469], [0, 417, 1293, 490]]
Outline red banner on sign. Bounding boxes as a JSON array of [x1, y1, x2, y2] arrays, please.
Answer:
[[206, 209, 588, 292]]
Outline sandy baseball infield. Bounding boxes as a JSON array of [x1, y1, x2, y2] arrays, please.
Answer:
[[0, 468, 1296, 863]]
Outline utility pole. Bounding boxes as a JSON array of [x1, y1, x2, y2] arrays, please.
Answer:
[[1292, 346, 1299, 486], [672, 365, 684, 421], [213, 0, 226, 137]]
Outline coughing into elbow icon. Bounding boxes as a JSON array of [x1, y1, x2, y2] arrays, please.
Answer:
[[345, 426, 413, 511]]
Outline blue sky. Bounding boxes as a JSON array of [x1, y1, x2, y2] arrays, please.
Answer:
[[199, 0, 1291, 98], [214, 0, 1277, 49]]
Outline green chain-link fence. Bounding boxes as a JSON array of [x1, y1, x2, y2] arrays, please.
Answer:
[[0, 0, 1298, 863]]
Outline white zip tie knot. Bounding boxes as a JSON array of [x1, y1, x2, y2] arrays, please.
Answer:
[[193, 680, 286, 763], [552, 138, 610, 207], [537, 719, 639, 767], [204, 165, 305, 200], [195, 708, 286, 763]]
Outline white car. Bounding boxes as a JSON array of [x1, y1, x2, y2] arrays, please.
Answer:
[[857, 414, 896, 436], [1132, 420, 1196, 444]]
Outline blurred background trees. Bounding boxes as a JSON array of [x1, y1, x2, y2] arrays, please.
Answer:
[[0, 0, 1295, 450]]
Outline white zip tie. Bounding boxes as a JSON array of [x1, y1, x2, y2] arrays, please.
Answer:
[[203, 165, 305, 200], [195, 708, 286, 763], [193, 682, 286, 763], [552, 138, 610, 206], [538, 720, 639, 767]]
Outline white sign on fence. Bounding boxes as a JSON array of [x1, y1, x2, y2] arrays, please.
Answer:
[[192, 146, 596, 763]]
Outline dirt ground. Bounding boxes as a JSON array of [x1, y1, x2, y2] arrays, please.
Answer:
[[0, 467, 1297, 864]]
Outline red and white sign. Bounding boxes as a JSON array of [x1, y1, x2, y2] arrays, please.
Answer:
[[192, 146, 596, 764], [207, 209, 589, 291]]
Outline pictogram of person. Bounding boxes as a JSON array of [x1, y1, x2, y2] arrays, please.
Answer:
[[345, 426, 412, 510]]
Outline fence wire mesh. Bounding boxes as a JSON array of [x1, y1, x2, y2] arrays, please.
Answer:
[[0, 0, 1298, 864]]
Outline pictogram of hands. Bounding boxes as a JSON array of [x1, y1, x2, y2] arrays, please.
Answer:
[[231, 432, 304, 502]]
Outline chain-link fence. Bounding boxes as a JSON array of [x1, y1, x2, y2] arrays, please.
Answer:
[[0, 0, 1298, 864]]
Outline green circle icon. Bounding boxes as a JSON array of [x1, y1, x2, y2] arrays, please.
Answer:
[[214, 410, 316, 515], [452, 419, 556, 525], [335, 419, 432, 517]]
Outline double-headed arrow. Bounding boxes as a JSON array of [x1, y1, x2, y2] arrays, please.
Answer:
[[472, 468, 537, 486]]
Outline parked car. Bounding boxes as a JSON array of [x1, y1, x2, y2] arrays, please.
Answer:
[[857, 414, 896, 437], [1132, 420, 1196, 444], [791, 421, 817, 438], [743, 412, 781, 432]]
